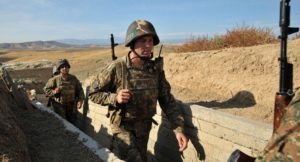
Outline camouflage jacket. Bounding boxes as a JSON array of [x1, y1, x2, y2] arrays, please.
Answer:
[[256, 89, 300, 162], [44, 74, 84, 104], [89, 55, 184, 133]]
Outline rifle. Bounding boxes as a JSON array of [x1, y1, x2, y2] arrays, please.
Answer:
[[273, 0, 298, 132], [110, 33, 119, 60], [228, 0, 298, 161]]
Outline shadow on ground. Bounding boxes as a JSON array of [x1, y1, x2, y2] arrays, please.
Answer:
[[152, 101, 205, 162], [189, 90, 256, 109]]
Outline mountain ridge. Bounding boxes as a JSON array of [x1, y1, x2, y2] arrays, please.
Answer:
[[0, 38, 185, 50], [0, 41, 73, 50]]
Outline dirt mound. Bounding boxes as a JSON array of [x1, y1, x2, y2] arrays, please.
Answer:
[[13, 105, 103, 162], [0, 67, 32, 161], [0, 67, 103, 162], [164, 39, 300, 123]]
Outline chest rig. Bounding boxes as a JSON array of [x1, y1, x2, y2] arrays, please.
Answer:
[[120, 57, 163, 121], [55, 77, 76, 105]]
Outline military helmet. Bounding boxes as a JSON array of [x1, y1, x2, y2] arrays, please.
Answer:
[[52, 65, 60, 76], [57, 59, 71, 70], [125, 19, 160, 47]]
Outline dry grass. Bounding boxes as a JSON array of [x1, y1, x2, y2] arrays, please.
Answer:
[[176, 25, 278, 52]]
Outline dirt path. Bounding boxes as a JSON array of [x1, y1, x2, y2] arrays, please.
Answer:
[[12, 105, 103, 162]]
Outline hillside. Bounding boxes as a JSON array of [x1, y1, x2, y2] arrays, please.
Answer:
[[0, 41, 74, 50], [1, 38, 300, 123], [164, 38, 300, 123]]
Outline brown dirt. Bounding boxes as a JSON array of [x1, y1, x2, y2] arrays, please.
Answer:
[[164, 39, 300, 123], [0, 67, 103, 162], [12, 106, 103, 162]]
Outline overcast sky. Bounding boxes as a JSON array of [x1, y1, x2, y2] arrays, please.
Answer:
[[0, 0, 299, 43]]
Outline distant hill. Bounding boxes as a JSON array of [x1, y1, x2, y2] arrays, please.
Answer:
[[56, 38, 185, 45], [0, 38, 186, 50], [56, 38, 122, 46], [0, 41, 73, 50]]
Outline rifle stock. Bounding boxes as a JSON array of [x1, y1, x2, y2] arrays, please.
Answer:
[[228, 0, 298, 161], [227, 150, 255, 162], [273, 93, 292, 131]]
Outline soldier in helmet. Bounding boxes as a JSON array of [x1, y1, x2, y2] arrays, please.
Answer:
[[44, 59, 84, 125], [89, 19, 188, 162]]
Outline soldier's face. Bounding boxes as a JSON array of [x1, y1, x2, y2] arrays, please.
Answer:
[[59, 64, 69, 75], [134, 35, 154, 58]]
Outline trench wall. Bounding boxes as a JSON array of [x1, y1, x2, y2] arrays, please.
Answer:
[[0, 67, 32, 162], [2, 62, 273, 162], [78, 89, 273, 162]]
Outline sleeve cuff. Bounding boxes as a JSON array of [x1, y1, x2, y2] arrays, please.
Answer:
[[110, 93, 117, 107], [174, 126, 184, 134]]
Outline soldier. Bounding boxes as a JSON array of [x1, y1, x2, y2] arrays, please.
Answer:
[[46, 65, 60, 107], [255, 89, 300, 162], [89, 19, 188, 162], [44, 59, 84, 125]]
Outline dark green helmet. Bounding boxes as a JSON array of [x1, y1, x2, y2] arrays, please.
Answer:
[[125, 20, 160, 47], [52, 65, 60, 76], [56, 59, 70, 70]]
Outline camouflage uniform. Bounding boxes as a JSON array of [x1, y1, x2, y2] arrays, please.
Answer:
[[44, 65, 84, 124], [89, 55, 185, 162], [256, 89, 300, 162]]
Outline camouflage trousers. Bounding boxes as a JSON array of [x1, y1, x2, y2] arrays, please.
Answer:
[[110, 120, 152, 162], [51, 101, 77, 125]]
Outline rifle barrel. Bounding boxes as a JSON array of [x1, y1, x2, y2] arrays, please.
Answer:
[[110, 34, 118, 60], [278, 0, 298, 95]]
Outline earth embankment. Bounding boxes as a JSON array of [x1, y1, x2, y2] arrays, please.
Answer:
[[164, 39, 300, 123]]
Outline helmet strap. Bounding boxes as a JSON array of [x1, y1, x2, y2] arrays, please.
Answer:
[[130, 46, 153, 60]]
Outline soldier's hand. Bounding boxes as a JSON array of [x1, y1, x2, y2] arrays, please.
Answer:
[[176, 132, 188, 152], [116, 89, 132, 104], [53, 87, 60, 94], [77, 101, 83, 109]]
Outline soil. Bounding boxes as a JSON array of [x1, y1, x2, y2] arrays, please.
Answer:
[[0, 68, 103, 162], [12, 107, 103, 162], [164, 39, 300, 123]]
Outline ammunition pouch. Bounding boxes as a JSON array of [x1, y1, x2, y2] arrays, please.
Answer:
[[60, 89, 75, 105], [53, 80, 76, 105]]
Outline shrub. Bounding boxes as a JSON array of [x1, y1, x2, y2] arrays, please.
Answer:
[[176, 25, 277, 52]]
